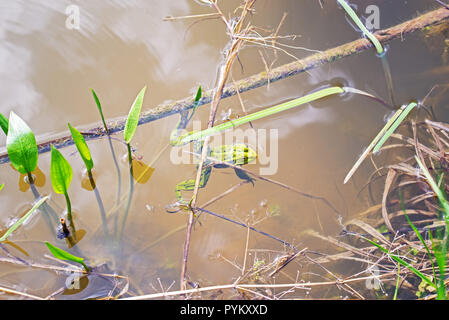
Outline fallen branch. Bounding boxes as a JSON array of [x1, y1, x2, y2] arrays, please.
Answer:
[[1, 7, 448, 164]]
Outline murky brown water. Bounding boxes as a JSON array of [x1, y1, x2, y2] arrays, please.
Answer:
[[0, 0, 447, 299]]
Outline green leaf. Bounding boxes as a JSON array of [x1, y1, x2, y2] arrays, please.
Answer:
[[0, 196, 49, 242], [366, 237, 436, 289], [68, 123, 94, 171], [124, 86, 147, 144], [337, 0, 384, 55], [50, 145, 73, 195], [344, 102, 417, 184], [187, 85, 202, 123], [0, 184, 3, 191], [45, 242, 89, 272], [6, 111, 38, 174], [0, 113, 8, 135], [373, 102, 417, 153], [91, 89, 109, 134]]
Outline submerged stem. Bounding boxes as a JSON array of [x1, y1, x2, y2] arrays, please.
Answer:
[[28, 178, 57, 236], [107, 135, 122, 206], [87, 169, 109, 238], [117, 143, 134, 241], [64, 192, 76, 241]]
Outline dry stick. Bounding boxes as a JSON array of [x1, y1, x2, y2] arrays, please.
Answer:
[[121, 269, 415, 300], [180, 0, 257, 291], [1, 7, 448, 164]]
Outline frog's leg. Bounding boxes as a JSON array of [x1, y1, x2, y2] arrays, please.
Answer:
[[175, 166, 213, 204]]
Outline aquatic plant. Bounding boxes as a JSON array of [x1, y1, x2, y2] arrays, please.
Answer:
[[50, 145, 75, 239], [68, 123, 109, 237], [344, 102, 417, 184], [336, 0, 384, 54], [91, 89, 122, 205], [0, 113, 8, 135], [0, 196, 49, 242], [415, 156, 449, 299], [45, 242, 90, 272], [6, 112, 38, 183], [117, 86, 147, 241], [91, 89, 109, 134]]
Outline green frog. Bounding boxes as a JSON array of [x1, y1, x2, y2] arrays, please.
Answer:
[[168, 101, 257, 211]]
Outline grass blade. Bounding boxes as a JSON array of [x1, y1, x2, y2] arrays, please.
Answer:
[[124, 86, 147, 144], [337, 0, 384, 54], [344, 102, 416, 184], [415, 156, 449, 214], [393, 264, 400, 300], [0, 196, 49, 242], [415, 156, 449, 299], [180, 86, 344, 145], [366, 238, 436, 289], [373, 102, 417, 153], [399, 190, 438, 287]]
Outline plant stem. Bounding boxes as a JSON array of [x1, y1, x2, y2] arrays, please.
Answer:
[[117, 143, 134, 241], [28, 175, 57, 236], [87, 169, 109, 238], [107, 135, 122, 205], [64, 192, 76, 241]]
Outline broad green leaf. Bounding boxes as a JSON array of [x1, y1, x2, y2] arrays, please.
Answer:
[[124, 86, 147, 144], [45, 242, 89, 272], [0, 196, 49, 242], [0, 113, 8, 135], [91, 89, 109, 133], [0, 184, 3, 191], [68, 123, 94, 171], [6, 111, 38, 174], [50, 145, 73, 194]]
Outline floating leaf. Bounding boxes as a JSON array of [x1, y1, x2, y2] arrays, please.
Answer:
[[17, 166, 46, 192], [132, 159, 154, 184], [0, 113, 8, 135], [124, 86, 147, 144], [50, 145, 73, 195], [91, 89, 109, 133], [45, 242, 89, 272], [0, 196, 49, 242], [6, 111, 38, 175], [68, 123, 94, 171]]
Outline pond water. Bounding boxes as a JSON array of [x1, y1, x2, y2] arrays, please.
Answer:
[[0, 0, 447, 299]]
